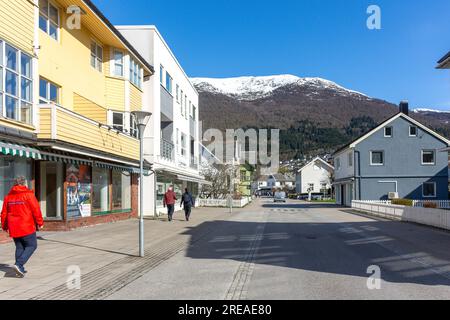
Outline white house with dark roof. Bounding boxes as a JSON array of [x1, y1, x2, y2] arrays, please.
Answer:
[[296, 157, 334, 194]]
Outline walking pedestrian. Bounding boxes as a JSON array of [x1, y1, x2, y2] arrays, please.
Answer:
[[180, 188, 195, 221], [1, 176, 44, 278], [163, 186, 177, 222]]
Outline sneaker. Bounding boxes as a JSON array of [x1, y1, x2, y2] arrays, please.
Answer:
[[13, 264, 25, 278]]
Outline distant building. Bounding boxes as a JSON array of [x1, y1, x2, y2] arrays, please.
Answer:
[[296, 157, 334, 194], [267, 174, 296, 190], [333, 102, 450, 206]]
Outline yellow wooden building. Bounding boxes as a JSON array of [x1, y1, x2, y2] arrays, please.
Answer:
[[0, 0, 154, 230]]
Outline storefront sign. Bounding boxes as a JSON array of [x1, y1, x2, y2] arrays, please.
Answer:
[[66, 164, 92, 218]]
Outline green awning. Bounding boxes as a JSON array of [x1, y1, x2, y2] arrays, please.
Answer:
[[0, 141, 42, 159]]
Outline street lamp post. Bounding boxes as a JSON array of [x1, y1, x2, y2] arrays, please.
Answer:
[[131, 111, 152, 258]]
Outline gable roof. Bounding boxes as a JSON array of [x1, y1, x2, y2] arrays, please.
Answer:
[[298, 157, 334, 173], [437, 51, 450, 69], [82, 0, 154, 74], [333, 112, 450, 157]]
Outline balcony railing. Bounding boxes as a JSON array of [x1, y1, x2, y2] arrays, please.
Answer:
[[161, 139, 175, 161]]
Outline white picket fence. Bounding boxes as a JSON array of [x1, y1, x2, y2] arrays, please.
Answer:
[[356, 200, 450, 209], [352, 200, 450, 231], [197, 197, 252, 208]]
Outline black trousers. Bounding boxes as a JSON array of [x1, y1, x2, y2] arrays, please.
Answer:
[[14, 233, 38, 268], [167, 204, 175, 221], [184, 205, 192, 220]]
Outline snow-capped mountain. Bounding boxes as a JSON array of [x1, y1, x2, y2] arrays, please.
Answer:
[[191, 74, 369, 101]]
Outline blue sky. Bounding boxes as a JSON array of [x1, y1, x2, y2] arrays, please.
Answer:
[[95, 0, 450, 110]]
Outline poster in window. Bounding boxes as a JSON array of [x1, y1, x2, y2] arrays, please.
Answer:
[[66, 164, 92, 218]]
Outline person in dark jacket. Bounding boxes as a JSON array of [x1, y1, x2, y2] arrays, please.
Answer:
[[1, 177, 44, 278], [180, 188, 195, 221], [163, 186, 177, 222]]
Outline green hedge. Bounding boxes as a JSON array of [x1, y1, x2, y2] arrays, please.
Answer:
[[392, 199, 413, 207]]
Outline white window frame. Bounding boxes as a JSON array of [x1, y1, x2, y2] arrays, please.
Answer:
[[422, 182, 437, 198], [39, 77, 59, 105], [39, 0, 60, 41], [129, 113, 138, 138], [130, 58, 142, 89], [370, 151, 384, 166], [409, 126, 418, 137], [90, 40, 103, 72], [335, 158, 341, 171], [384, 126, 393, 138], [421, 150, 436, 166], [112, 49, 124, 77], [160, 65, 164, 84], [1, 40, 34, 124], [112, 111, 124, 132], [165, 71, 172, 94], [181, 133, 187, 157]]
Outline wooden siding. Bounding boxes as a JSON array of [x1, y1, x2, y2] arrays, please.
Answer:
[[0, 0, 34, 54], [105, 76, 125, 110], [38, 108, 52, 138], [130, 84, 143, 112], [38, 105, 139, 160], [73, 93, 108, 124]]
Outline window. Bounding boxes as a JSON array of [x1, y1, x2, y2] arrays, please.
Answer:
[[130, 113, 138, 138], [308, 183, 314, 191], [112, 171, 131, 211], [160, 65, 164, 84], [165, 72, 172, 94], [181, 133, 187, 156], [384, 126, 393, 137], [92, 167, 110, 213], [112, 112, 124, 132], [335, 158, 341, 171], [1, 41, 33, 124], [189, 100, 192, 118], [39, 0, 59, 41], [130, 58, 142, 88], [422, 150, 435, 165], [176, 84, 179, 102], [0, 156, 32, 210], [192, 105, 196, 120], [176, 128, 179, 154], [423, 182, 436, 198], [113, 50, 124, 77], [185, 95, 188, 119], [371, 151, 384, 165], [348, 152, 353, 167], [90, 40, 103, 72], [180, 90, 184, 115], [39, 78, 59, 104], [410, 126, 418, 137]]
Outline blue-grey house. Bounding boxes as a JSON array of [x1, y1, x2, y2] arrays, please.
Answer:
[[333, 102, 450, 206]]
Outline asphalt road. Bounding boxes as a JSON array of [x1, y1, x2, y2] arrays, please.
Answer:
[[108, 199, 450, 300]]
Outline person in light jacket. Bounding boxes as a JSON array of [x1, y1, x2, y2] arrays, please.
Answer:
[[1, 177, 44, 278], [180, 188, 195, 221]]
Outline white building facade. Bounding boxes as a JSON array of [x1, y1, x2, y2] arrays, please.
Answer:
[[296, 157, 334, 194], [117, 26, 204, 215]]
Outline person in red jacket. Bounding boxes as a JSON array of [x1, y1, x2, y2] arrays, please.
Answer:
[[1, 176, 44, 278], [163, 186, 177, 222]]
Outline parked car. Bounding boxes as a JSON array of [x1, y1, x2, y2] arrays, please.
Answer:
[[274, 191, 287, 203]]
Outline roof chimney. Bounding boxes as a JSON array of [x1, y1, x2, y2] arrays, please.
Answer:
[[399, 101, 409, 115]]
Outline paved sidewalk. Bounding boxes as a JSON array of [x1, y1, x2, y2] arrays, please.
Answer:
[[0, 205, 244, 300]]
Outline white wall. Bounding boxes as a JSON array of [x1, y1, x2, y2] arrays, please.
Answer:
[[297, 160, 333, 193]]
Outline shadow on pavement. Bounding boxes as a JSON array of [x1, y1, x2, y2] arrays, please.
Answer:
[[182, 218, 450, 287], [0, 264, 18, 278], [38, 238, 139, 257], [262, 202, 343, 209]]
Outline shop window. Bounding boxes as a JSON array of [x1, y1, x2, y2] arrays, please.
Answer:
[[112, 171, 131, 212], [92, 167, 110, 213], [66, 164, 92, 219], [0, 156, 32, 210]]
